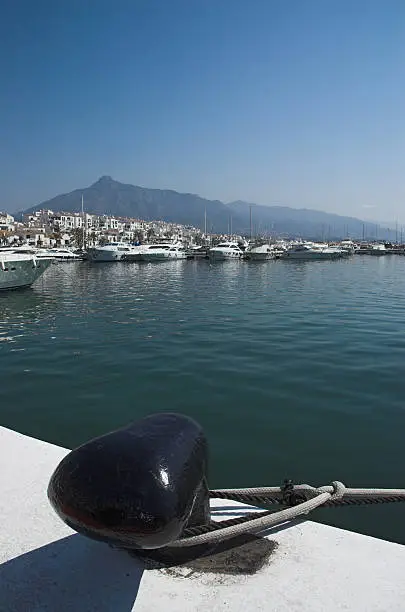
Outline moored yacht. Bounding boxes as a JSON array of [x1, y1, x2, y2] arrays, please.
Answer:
[[138, 242, 187, 261], [47, 248, 83, 261], [356, 243, 387, 255], [87, 242, 135, 262], [281, 243, 343, 260], [123, 240, 185, 262], [0, 252, 53, 290], [244, 243, 275, 261], [339, 240, 358, 255], [324, 245, 351, 257], [208, 241, 243, 261], [0, 245, 52, 259]]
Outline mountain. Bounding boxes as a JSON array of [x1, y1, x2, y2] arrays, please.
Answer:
[[20, 176, 394, 239], [228, 200, 385, 239], [21, 176, 231, 231]]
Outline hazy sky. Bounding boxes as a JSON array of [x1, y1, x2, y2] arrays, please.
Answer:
[[1, 0, 405, 220]]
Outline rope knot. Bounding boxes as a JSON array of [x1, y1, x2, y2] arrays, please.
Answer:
[[317, 481, 346, 501], [330, 481, 346, 500]]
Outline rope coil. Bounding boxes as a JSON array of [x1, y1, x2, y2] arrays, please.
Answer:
[[169, 481, 405, 548]]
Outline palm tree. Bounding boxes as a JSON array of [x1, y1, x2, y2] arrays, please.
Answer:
[[51, 230, 62, 246], [133, 230, 143, 244], [71, 228, 84, 249], [147, 228, 156, 242]]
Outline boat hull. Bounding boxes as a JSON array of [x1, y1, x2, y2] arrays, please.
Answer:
[[0, 257, 52, 290], [87, 249, 126, 262], [140, 252, 187, 262], [208, 251, 242, 261], [281, 252, 341, 260], [48, 252, 82, 261], [356, 250, 386, 256], [245, 252, 275, 261]]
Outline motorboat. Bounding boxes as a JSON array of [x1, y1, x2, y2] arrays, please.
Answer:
[[208, 242, 243, 261], [186, 246, 209, 259], [123, 240, 186, 262], [0, 252, 53, 290], [2, 246, 82, 261], [244, 243, 275, 261], [46, 248, 83, 261], [138, 242, 187, 262], [355, 243, 387, 255], [0, 246, 51, 259], [339, 240, 358, 255], [87, 242, 136, 262], [324, 245, 351, 257], [281, 244, 343, 260]]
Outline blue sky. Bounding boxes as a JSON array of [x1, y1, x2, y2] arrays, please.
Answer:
[[1, 0, 405, 221]]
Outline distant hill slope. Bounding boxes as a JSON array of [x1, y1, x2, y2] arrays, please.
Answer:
[[228, 200, 380, 239], [22, 176, 231, 231], [21, 176, 390, 239]]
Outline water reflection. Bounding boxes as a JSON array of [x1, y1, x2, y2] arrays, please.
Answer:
[[0, 287, 59, 323], [2, 256, 405, 544]]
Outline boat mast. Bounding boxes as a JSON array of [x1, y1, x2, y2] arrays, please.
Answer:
[[249, 204, 253, 241], [81, 194, 85, 250]]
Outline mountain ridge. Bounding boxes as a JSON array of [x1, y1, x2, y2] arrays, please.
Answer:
[[20, 176, 392, 239]]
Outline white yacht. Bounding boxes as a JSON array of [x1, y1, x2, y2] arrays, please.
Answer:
[[1, 245, 51, 259], [323, 245, 351, 257], [339, 240, 358, 255], [208, 241, 243, 261], [0, 252, 53, 290], [281, 244, 343, 260], [47, 248, 82, 261], [87, 242, 135, 262], [245, 244, 275, 261], [123, 240, 186, 262], [369, 244, 387, 255], [356, 243, 387, 255], [138, 242, 187, 262], [3, 245, 80, 261]]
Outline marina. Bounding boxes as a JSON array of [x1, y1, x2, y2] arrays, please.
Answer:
[[3, 2, 405, 607], [1, 236, 405, 282], [0, 234, 404, 291], [1, 255, 405, 547]]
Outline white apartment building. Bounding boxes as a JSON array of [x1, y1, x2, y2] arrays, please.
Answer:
[[0, 212, 15, 230], [97, 216, 125, 232], [55, 213, 96, 231]]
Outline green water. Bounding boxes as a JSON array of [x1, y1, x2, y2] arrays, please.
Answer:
[[1, 256, 405, 543]]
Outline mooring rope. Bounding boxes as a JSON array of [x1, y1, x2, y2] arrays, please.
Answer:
[[170, 481, 405, 547]]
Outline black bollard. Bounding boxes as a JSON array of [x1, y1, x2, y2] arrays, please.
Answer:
[[47, 413, 210, 551]]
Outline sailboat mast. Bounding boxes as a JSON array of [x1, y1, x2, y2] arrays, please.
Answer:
[[81, 194, 85, 249]]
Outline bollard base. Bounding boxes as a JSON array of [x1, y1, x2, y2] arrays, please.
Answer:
[[127, 534, 277, 575]]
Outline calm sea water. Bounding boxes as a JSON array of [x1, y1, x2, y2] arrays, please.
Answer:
[[1, 256, 405, 543]]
